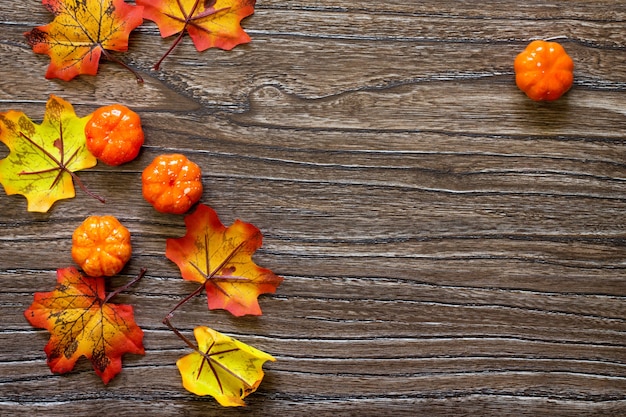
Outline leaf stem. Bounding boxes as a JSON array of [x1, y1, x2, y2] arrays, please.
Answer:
[[105, 268, 147, 303], [100, 48, 144, 83], [153, 28, 187, 71], [163, 313, 201, 352], [163, 282, 206, 325], [70, 170, 106, 204], [153, 0, 225, 70]]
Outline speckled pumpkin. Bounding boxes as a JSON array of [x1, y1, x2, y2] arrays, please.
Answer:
[[141, 153, 203, 214], [514, 40, 574, 101]]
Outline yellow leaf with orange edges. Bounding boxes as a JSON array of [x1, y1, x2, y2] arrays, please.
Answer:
[[176, 326, 275, 406], [165, 203, 283, 316], [25, 0, 144, 81]]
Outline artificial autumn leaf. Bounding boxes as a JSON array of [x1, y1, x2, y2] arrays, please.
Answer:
[[137, 0, 255, 69], [25, 0, 144, 81], [0, 95, 102, 212], [176, 326, 275, 406], [24, 267, 145, 384], [165, 203, 283, 317]]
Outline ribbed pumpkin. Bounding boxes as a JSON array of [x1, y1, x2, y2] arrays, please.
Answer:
[[142, 153, 203, 214], [71, 215, 132, 277], [514, 40, 574, 101]]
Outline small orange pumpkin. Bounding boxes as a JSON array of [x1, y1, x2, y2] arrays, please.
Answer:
[[85, 104, 144, 166], [72, 215, 132, 277], [514, 40, 574, 101], [142, 153, 203, 214]]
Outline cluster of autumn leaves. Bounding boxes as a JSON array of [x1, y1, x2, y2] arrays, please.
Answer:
[[1, 0, 285, 408], [8, 95, 283, 406], [3, 0, 579, 408], [26, 0, 256, 81]]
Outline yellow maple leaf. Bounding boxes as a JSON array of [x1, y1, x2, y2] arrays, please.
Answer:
[[176, 326, 275, 406]]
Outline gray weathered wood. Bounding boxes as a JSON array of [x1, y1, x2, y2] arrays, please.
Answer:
[[0, 1, 625, 416]]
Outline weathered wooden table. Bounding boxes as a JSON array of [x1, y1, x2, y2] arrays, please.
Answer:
[[1, 1, 625, 416]]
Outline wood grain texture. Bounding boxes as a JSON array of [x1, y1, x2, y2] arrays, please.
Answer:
[[1, 1, 625, 416]]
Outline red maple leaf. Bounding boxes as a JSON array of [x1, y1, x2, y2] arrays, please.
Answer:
[[137, 0, 256, 69], [165, 203, 283, 317], [24, 267, 145, 384]]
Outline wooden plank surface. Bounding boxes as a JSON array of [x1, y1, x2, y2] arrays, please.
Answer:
[[1, 1, 625, 416]]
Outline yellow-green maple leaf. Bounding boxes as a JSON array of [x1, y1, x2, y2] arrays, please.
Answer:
[[176, 326, 275, 406], [0, 95, 98, 212]]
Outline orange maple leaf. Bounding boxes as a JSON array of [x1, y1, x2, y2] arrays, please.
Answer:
[[24, 267, 145, 384], [137, 0, 256, 69], [25, 0, 144, 81], [165, 203, 283, 317]]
